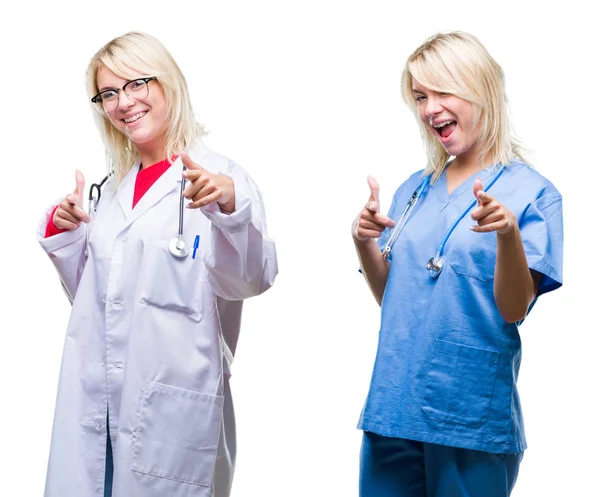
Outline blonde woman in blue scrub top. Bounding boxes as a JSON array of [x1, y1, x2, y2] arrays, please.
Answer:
[[352, 32, 563, 497]]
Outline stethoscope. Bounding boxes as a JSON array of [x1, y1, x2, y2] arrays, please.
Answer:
[[381, 165, 505, 278], [167, 173, 190, 258], [86, 164, 192, 259]]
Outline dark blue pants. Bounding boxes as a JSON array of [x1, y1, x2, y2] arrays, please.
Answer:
[[359, 432, 523, 497], [104, 415, 114, 497]]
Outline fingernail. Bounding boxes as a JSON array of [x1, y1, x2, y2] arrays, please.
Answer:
[[186, 204, 191, 209], [182, 171, 189, 178]]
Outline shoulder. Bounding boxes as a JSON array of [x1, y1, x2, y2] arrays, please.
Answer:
[[187, 139, 233, 173], [188, 138, 262, 195], [391, 169, 427, 202], [503, 160, 561, 201]]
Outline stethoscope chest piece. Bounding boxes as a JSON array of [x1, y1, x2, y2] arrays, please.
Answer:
[[168, 237, 189, 258], [426, 256, 444, 278]]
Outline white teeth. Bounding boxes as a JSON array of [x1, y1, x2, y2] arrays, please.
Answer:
[[124, 112, 146, 124], [433, 120, 454, 128]]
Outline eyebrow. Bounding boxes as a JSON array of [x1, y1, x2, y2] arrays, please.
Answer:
[[98, 85, 117, 92]]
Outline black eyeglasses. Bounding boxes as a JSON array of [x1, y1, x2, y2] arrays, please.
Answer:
[[91, 77, 157, 113]]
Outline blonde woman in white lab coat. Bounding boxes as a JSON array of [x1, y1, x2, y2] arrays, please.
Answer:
[[38, 32, 277, 497]]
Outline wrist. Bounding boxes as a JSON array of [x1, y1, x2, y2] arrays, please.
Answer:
[[218, 198, 235, 214], [497, 214, 518, 237], [351, 218, 368, 243]]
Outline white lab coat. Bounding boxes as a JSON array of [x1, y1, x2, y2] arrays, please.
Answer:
[[38, 140, 277, 497]]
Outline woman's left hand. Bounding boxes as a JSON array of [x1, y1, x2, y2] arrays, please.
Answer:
[[471, 178, 516, 235], [181, 152, 236, 213]]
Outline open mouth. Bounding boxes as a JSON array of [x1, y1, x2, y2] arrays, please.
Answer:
[[433, 120, 457, 141], [122, 111, 147, 125]]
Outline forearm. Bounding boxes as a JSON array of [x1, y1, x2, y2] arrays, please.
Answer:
[[494, 225, 537, 323], [38, 204, 88, 303], [354, 237, 390, 306], [201, 172, 277, 300], [207, 216, 277, 300]]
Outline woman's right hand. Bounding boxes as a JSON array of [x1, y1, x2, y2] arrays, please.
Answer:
[[53, 170, 91, 230], [352, 176, 395, 242]]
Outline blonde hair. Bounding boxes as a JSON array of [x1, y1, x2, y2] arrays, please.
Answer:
[[86, 32, 203, 183], [401, 32, 527, 183]]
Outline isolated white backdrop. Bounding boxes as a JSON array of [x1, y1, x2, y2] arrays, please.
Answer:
[[0, 1, 597, 495]]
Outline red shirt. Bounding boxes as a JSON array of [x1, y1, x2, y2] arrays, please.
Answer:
[[45, 157, 176, 238]]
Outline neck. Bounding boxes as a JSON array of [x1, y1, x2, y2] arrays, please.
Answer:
[[136, 138, 167, 169], [450, 148, 494, 174]]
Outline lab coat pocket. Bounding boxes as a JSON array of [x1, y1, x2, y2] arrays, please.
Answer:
[[422, 340, 500, 427], [132, 381, 224, 487], [139, 239, 208, 316]]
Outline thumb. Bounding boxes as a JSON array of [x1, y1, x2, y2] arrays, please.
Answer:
[[366, 175, 380, 212], [70, 169, 86, 206], [473, 177, 483, 206], [180, 151, 205, 171]]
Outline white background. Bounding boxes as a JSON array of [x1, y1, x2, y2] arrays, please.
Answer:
[[0, 1, 598, 495]]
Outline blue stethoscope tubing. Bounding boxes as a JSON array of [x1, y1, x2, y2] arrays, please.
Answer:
[[382, 165, 505, 278]]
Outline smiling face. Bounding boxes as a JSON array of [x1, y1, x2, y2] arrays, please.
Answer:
[[412, 79, 481, 161], [96, 65, 168, 153]]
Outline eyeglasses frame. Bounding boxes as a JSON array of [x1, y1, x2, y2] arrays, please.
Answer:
[[90, 77, 158, 109]]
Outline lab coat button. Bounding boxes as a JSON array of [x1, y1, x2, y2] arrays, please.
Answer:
[[95, 419, 105, 432], [111, 298, 124, 308]]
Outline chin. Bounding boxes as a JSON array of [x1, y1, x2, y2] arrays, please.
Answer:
[[442, 143, 466, 157], [127, 131, 156, 145]]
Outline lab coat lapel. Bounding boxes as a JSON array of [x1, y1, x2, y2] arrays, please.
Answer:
[[116, 162, 139, 218], [115, 144, 211, 231], [125, 156, 183, 227]]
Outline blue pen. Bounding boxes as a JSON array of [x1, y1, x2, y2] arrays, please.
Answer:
[[192, 235, 200, 259]]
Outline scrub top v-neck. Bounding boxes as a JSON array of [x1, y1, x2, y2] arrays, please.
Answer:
[[358, 160, 563, 454]]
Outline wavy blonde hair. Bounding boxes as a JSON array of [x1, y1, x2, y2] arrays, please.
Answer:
[[86, 32, 203, 184], [401, 32, 527, 183]]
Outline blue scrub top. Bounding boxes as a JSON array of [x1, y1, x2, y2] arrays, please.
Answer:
[[358, 160, 563, 454]]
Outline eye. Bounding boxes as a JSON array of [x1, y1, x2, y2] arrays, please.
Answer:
[[415, 95, 426, 102], [128, 80, 146, 91], [100, 90, 118, 101]]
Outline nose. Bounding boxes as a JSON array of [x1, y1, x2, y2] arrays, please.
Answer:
[[424, 95, 443, 119], [116, 89, 136, 111]]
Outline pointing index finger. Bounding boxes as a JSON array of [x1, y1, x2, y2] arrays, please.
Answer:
[[180, 152, 205, 172]]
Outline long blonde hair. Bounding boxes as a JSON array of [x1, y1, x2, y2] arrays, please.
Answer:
[[86, 32, 203, 183], [401, 32, 527, 183]]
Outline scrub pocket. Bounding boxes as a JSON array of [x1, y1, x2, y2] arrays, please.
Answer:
[[132, 381, 224, 487], [422, 340, 500, 427], [448, 229, 496, 282], [139, 239, 210, 316]]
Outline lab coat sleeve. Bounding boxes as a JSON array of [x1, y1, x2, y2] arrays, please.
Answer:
[[37, 202, 87, 304], [200, 160, 277, 300], [519, 191, 563, 297]]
